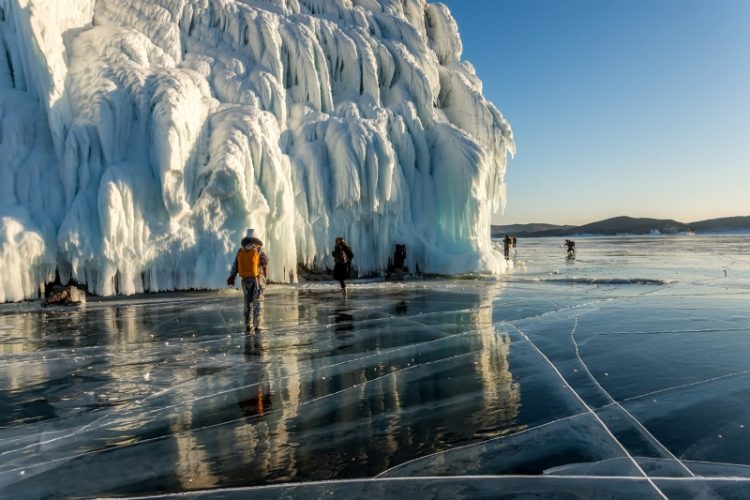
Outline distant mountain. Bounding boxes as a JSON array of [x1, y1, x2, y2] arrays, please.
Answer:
[[495, 215, 727, 237], [689, 216, 750, 233], [491, 223, 573, 238], [560, 216, 691, 236], [495, 215, 750, 238]]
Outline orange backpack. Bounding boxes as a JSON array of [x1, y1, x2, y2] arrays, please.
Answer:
[[237, 247, 259, 278]]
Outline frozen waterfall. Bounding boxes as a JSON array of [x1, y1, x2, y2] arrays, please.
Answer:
[[0, 0, 514, 302]]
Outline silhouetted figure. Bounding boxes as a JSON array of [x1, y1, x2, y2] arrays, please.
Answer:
[[503, 234, 512, 259], [512, 236, 517, 248], [565, 239, 576, 258], [332, 237, 354, 294], [394, 244, 406, 270], [387, 244, 408, 280]]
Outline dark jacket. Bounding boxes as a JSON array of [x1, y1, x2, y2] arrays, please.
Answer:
[[332, 242, 354, 280]]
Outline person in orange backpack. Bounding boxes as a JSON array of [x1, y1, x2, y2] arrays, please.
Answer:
[[228, 229, 262, 331]]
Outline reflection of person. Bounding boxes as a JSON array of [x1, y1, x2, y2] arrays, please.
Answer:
[[394, 300, 408, 316], [333, 303, 354, 334], [244, 330, 261, 357], [332, 237, 354, 293], [238, 362, 272, 417], [227, 229, 263, 331]]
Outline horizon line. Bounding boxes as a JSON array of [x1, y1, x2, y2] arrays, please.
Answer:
[[492, 214, 750, 227]]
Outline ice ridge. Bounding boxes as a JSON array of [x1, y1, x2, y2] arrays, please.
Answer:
[[0, 0, 514, 301]]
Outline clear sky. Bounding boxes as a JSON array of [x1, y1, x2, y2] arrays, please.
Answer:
[[440, 0, 750, 225]]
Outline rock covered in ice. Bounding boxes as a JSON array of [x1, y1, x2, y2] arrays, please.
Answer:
[[0, 0, 514, 301], [43, 284, 86, 306]]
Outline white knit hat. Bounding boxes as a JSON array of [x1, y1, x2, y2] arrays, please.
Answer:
[[246, 228, 255, 239]]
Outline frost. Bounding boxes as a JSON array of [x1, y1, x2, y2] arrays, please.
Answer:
[[0, 0, 514, 300]]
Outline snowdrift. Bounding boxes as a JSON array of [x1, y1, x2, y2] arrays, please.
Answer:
[[0, 0, 514, 301]]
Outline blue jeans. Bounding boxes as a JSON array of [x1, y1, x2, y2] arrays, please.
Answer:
[[241, 277, 258, 326]]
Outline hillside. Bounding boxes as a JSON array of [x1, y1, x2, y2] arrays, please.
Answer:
[[689, 216, 750, 233], [493, 215, 750, 237], [490, 223, 573, 238], [567, 216, 690, 236]]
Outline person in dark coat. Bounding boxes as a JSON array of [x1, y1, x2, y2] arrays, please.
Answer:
[[564, 239, 576, 257], [503, 234, 512, 259], [332, 236, 354, 293]]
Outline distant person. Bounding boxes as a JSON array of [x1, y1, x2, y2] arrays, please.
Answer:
[[564, 239, 576, 257], [227, 229, 264, 331], [512, 236, 517, 248], [394, 244, 407, 272], [387, 243, 407, 281], [332, 237, 354, 294], [503, 234, 512, 259]]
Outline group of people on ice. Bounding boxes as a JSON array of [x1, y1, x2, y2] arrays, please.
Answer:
[[226, 227, 576, 332], [503, 233, 576, 260], [227, 229, 353, 332]]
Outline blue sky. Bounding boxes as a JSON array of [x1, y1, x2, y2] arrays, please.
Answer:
[[440, 0, 750, 225]]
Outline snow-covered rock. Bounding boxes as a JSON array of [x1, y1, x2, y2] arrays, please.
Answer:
[[0, 0, 514, 301]]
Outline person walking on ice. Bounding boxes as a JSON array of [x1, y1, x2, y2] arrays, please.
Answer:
[[564, 239, 576, 258], [227, 229, 268, 332], [503, 234, 512, 260], [332, 236, 354, 295]]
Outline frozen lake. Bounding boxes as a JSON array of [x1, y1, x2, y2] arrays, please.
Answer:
[[1, 235, 750, 498]]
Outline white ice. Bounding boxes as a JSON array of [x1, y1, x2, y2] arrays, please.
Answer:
[[0, 0, 514, 301]]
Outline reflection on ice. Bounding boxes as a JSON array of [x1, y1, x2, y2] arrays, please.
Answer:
[[0, 284, 524, 497], [1, 236, 750, 498]]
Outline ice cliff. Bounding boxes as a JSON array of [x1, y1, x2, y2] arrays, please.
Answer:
[[0, 0, 514, 301]]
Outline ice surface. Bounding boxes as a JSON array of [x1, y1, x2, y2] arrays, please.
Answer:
[[1, 235, 749, 498], [0, 0, 514, 301]]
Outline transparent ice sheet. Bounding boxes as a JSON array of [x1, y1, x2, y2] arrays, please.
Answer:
[[1, 235, 749, 498]]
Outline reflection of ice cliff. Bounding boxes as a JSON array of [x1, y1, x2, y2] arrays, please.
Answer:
[[0, 285, 520, 497], [0, 0, 514, 301]]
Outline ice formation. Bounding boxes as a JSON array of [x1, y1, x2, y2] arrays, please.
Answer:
[[0, 0, 514, 301]]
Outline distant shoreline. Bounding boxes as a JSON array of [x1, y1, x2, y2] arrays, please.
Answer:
[[492, 231, 750, 239], [492, 215, 750, 238]]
